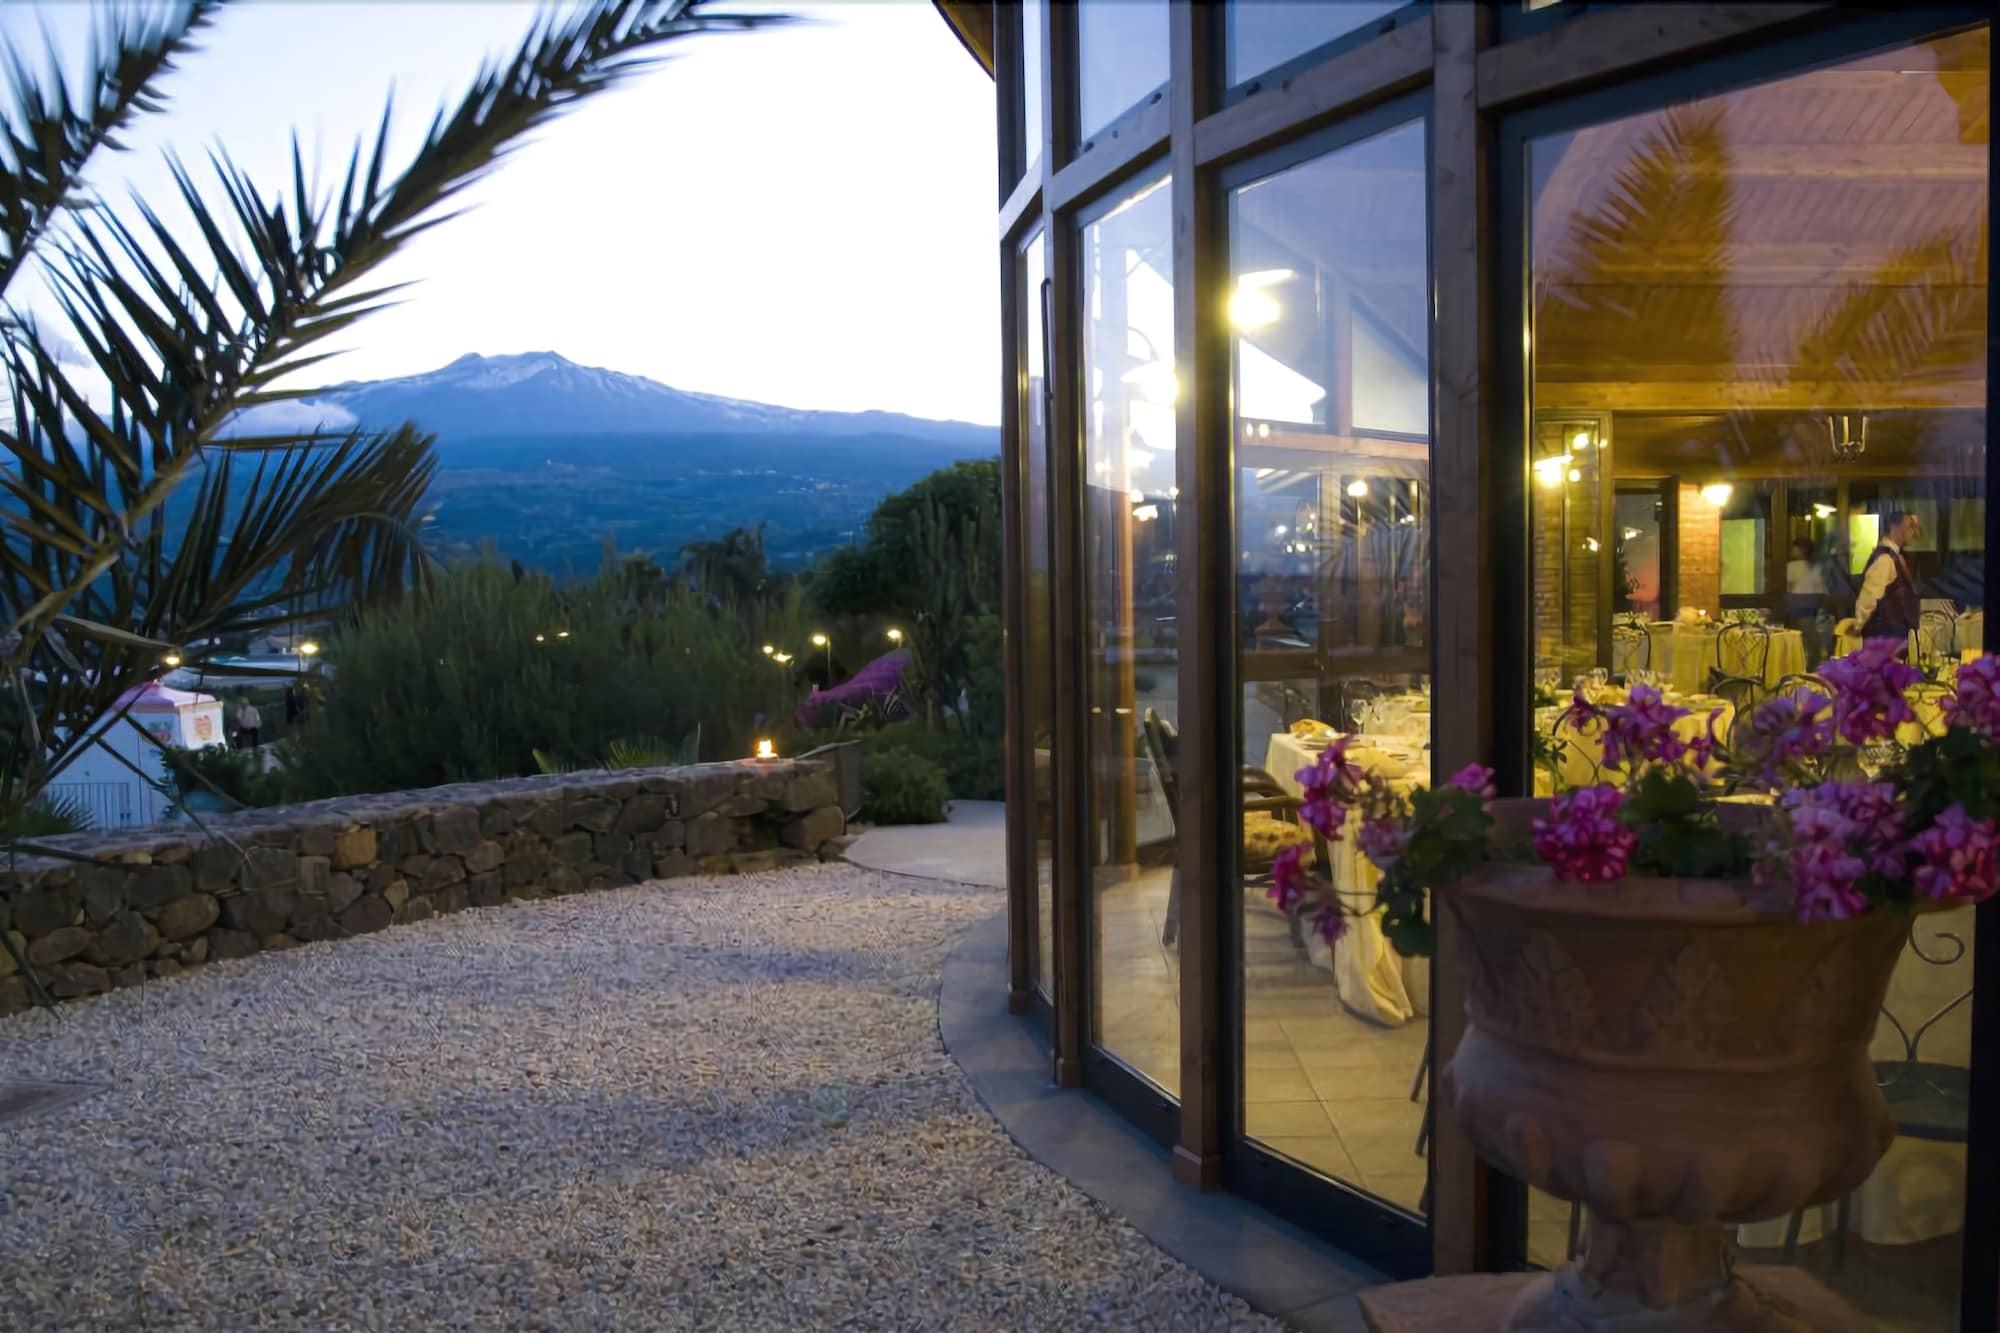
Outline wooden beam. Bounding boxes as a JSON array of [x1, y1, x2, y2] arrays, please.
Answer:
[[1168, 0, 1226, 1196], [1537, 377, 1984, 412], [1047, 96, 1171, 214], [1478, 3, 1832, 109], [1192, 14, 1433, 169], [1429, 0, 1496, 1279]]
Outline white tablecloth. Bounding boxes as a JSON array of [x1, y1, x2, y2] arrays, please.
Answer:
[[1264, 732, 1426, 1028]]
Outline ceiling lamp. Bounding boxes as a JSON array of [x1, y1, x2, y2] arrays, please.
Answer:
[[1346, 479, 1369, 498], [1823, 413, 1868, 459], [1700, 483, 1733, 508], [1533, 455, 1568, 488]]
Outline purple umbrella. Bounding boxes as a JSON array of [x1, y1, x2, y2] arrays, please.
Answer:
[[796, 650, 911, 727]]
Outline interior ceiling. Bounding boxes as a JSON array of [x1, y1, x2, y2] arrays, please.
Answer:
[[1534, 26, 1990, 417]]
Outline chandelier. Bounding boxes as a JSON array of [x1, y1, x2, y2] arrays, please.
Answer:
[[1822, 413, 1868, 459]]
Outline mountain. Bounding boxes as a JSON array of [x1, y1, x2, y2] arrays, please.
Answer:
[[236, 351, 997, 452], [227, 353, 998, 578]]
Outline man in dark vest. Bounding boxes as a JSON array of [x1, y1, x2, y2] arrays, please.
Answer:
[[1854, 508, 1922, 654]]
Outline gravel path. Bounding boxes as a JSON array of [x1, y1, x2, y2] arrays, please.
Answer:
[[0, 865, 1281, 1332]]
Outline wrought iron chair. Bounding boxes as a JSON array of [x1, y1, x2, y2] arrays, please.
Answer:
[[1145, 709, 1311, 950], [1783, 919, 1971, 1270], [1611, 622, 1651, 679], [1712, 622, 1773, 701], [1919, 608, 1957, 662]]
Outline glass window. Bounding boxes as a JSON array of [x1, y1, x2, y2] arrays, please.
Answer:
[[1226, 1, 1404, 87], [1082, 176, 1177, 1095], [1020, 230, 1054, 1000], [1232, 118, 1431, 1214], [1022, 0, 1045, 170], [1524, 30, 1989, 1319], [1077, 0, 1168, 145]]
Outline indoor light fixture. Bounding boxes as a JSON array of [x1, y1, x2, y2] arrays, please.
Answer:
[[1533, 455, 1568, 488], [1701, 483, 1733, 508], [1346, 479, 1369, 498], [1567, 468, 1582, 483], [1622, 527, 1641, 541], [1813, 503, 1837, 519], [1584, 537, 1601, 552], [1570, 430, 1594, 453]]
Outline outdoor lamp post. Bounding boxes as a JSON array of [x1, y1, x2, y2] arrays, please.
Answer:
[[887, 627, 903, 645], [811, 632, 831, 679]]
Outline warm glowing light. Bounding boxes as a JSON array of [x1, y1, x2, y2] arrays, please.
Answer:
[[555, 631, 569, 640], [534, 634, 546, 643], [162, 653, 182, 668], [1132, 504, 1159, 523], [1583, 537, 1601, 552], [1700, 483, 1733, 508], [1812, 503, 1836, 519], [761, 644, 775, 656], [1570, 430, 1593, 453], [774, 652, 793, 664], [1622, 527, 1641, 541], [1567, 468, 1582, 483], [1228, 285, 1281, 330], [298, 640, 320, 657], [1345, 479, 1369, 498], [1533, 455, 1569, 488], [887, 628, 904, 643], [811, 633, 828, 647], [755, 739, 777, 761]]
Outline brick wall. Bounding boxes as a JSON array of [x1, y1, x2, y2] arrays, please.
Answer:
[[0, 760, 844, 1016], [1678, 482, 1722, 616]]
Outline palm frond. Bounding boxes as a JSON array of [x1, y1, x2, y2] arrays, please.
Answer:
[[0, 0, 223, 299]]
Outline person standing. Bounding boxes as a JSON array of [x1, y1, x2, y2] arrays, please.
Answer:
[[233, 697, 263, 750], [1854, 509, 1922, 654], [1786, 537, 1830, 663]]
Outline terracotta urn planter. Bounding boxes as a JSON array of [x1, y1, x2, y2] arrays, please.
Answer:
[[1435, 799, 1911, 1332]]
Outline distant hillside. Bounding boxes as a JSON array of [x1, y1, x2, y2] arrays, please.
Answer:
[[226, 353, 997, 576]]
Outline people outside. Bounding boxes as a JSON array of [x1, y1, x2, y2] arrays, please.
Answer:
[[1853, 508, 1923, 657], [233, 697, 263, 750]]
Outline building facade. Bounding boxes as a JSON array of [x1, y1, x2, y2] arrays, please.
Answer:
[[948, 2, 1999, 1327]]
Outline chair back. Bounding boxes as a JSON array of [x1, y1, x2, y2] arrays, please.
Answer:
[[1612, 622, 1651, 675], [1920, 608, 1956, 660], [1717, 622, 1772, 682], [1707, 672, 1763, 719], [1140, 708, 1181, 832]]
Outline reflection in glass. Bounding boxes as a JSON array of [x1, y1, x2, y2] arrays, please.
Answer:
[[1226, 0, 1403, 87], [1021, 231, 1053, 1000], [1078, 0, 1167, 145], [1083, 177, 1178, 1093], [1232, 119, 1431, 1214], [1524, 30, 1988, 1322]]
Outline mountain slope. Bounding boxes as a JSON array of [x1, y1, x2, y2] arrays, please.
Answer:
[[237, 351, 996, 450]]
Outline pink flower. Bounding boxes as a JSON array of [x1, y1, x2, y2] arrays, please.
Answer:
[[1821, 639, 1923, 745], [1779, 781, 1907, 921], [1742, 689, 1835, 783], [1560, 683, 1601, 734], [1448, 764, 1497, 800], [1909, 804, 1999, 904], [1294, 737, 1363, 840], [1307, 901, 1347, 945], [1943, 656, 2000, 741], [1269, 842, 1310, 913], [1594, 684, 1693, 772], [1532, 785, 1637, 883], [1357, 814, 1410, 868]]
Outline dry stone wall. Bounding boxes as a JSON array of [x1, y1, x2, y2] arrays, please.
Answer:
[[0, 759, 844, 1015]]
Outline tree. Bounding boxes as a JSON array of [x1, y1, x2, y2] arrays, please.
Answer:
[[680, 524, 770, 607], [0, 1, 779, 835]]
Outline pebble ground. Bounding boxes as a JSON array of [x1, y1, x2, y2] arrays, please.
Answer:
[[0, 865, 1283, 1332]]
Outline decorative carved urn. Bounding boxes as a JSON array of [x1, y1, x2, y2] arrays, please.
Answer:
[[1436, 801, 1910, 1332]]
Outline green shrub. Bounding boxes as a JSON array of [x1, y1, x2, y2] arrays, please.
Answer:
[[781, 721, 1005, 802], [860, 748, 951, 825]]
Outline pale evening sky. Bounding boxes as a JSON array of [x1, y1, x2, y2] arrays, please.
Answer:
[[2, 0, 1001, 425]]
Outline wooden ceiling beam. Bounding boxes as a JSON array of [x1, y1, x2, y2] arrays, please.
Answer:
[[1536, 378, 1984, 412]]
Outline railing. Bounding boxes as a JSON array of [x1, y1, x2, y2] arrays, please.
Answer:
[[44, 781, 135, 831]]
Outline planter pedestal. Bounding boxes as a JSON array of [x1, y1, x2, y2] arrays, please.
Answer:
[[1357, 1268, 1873, 1333]]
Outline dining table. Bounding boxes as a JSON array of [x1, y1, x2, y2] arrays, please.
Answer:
[[1263, 718, 1430, 1029], [1534, 687, 1737, 792], [1647, 622, 1807, 693]]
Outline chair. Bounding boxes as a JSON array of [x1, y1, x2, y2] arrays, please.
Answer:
[[1714, 622, 1773, 697], [1783, 920, 1971, 1269], [1611, 622, 1651, 678], [1145, 710, 1312, 949], [1920, 608, 1956, 662]]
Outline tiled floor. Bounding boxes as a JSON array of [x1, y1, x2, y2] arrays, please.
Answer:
[[1094, 868, 1431, 1216]]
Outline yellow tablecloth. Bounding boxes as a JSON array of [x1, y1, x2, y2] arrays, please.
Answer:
[[1535, 696, 1736, 791], [1661, 624, 1806, 694], [1263, 732, 1426, 1028]]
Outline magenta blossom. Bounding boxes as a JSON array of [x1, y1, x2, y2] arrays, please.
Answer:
[[1357, 814, 1410, 868], [1943, 656, 2000, 741], [1294, 737, 1364, 840], [1742, 689, 1836, 783], [1779, 781, 1907, 921], [1448, 764, 1497, 800], [1532, 785, 1637, 883], [1820, 639, 1923, 745], [1269, 842, 1309, 913], [1909, 804, 1999, 904], [1306, 901, 1347, 945]]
